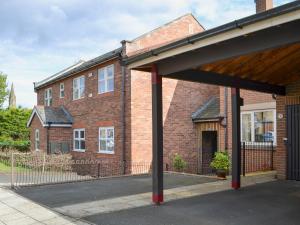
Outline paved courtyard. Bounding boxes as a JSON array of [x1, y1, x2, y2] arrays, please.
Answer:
[[84, 180, 300, 225]]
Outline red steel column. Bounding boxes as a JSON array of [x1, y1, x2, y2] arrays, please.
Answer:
[[151, 64, 164, 204], [231, 88, 241, 189]]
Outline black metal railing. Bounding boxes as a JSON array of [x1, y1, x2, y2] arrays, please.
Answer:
[[241, 141, 274, 176]]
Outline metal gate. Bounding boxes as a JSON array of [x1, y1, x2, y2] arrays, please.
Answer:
[[286, 104, 300, 180]]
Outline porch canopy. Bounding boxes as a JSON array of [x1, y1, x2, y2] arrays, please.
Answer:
[[124, 1, 300, 204]]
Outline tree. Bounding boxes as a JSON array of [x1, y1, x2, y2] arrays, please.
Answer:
[[0, 72, 9, 108]]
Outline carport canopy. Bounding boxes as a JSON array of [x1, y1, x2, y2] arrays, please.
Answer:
[[124, 1, 300, 204]]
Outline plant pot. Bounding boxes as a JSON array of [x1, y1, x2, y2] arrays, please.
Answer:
[[216, 169, 227, 179]]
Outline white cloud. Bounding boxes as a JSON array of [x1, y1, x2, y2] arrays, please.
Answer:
[[0, 0, 293, 108]]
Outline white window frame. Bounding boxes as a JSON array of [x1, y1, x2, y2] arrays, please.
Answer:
[[98, 127, 114, 154], [98, 65, 114, 94], [35, 129, 40, 151], [73, 76, 85, 100], [44, 88, 52, 106], [241, 109, 277, 145], [59, 83, 65, 98], [73, 128, 85, 152]]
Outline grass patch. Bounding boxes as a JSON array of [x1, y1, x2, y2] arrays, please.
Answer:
[[0, 162, 30, 173]]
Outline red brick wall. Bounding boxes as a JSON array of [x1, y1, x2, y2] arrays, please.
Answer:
[[33, 59, 124, 162], [30, 116, 46, 153]]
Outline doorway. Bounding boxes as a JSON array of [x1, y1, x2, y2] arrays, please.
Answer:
[[201, 131, 218, 174], [286, 104, 300, 180]]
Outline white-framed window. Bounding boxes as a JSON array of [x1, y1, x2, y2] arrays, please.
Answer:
[[98, 65, 114, 94], [73, 76, 85, 100], [99, 127, 114, 154], [60, 83, 65, 98], [44, 88, 52, 106], [241, 109, 276, 144], [35, 129, 40, 151], [73, 129, 85, 152]]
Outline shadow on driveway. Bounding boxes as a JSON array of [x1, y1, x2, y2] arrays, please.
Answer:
[[15, 173, 218, 208], [84, 180, 300, 225]]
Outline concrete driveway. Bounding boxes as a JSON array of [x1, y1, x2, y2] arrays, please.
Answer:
[[83, 180, 300, 225]]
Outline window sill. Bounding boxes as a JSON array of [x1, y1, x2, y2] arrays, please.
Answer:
[[73, 149, 85, 152], [98, 90, 114, 95], [72, 97, 85, 101], [98, 150, 114, 155]]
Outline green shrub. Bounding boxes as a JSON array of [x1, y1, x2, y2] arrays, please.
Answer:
[[0, 140, 30, 152], [173, 153, 187, 171], [210, 151, 230, 171]]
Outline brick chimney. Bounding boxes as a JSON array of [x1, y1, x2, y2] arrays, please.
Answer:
[[255, 0, 273, 13]]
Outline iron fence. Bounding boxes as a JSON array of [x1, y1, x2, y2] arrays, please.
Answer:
[[241, 141, 274, 176], [7, 152, 153, 188]]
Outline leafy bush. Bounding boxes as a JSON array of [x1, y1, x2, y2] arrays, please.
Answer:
[[0, 107, 31, 152], [0, 140, 30, 152], [210, 151, 230, 171], [173, 153, 187, 171]]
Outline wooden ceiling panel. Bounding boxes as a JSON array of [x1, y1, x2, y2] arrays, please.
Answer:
[[199, 43, 300, 86]]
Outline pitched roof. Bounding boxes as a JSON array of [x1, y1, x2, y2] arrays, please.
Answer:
[[192, 97, 222, 122], [34, 48, 122, 90], [27, 106, 73, 127]]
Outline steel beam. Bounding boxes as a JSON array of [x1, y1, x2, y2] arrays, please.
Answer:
[[165, 69, 285, 95], [151, 64, 164, 204], [231, 88, 242, 189]]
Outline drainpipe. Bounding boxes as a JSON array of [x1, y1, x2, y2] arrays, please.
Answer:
[[120, 41, 127, 175], [46, 122, 52, 154], [224, 88, 228, 151]]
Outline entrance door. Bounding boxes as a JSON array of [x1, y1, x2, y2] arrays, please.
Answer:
[[201, 131, 217, 174], [286, 104, 300, 180]]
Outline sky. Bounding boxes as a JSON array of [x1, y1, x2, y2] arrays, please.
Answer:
[[0, 0, 292, 108]]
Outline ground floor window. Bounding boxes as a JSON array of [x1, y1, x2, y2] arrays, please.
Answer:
[[73, 129, 85, 152], [99, 127, 114, 154], [241, 110, 276, 144], [35, 129, 40, 151]]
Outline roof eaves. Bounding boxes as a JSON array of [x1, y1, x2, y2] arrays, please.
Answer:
[[124, 1, 300, 65], [35, 48, 122, 91]]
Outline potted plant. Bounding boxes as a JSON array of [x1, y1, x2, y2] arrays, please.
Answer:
[[210, 151, 230, 179], [173, 153, 187, 172]]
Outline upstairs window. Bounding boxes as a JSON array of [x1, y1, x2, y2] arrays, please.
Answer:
[[241, 110, 276, 144], [60, 83, 65, 98], [44, 88, 52, 106], [73, 129, 85, 152], [98, 65, 114, 94], [73, 76, 85, 100]]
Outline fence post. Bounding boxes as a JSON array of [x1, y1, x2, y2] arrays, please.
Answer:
[[11, 152, 14, 189], [271, 141, 274, 170], [42, 153, 46, 173], [242, 142, 246, 177]]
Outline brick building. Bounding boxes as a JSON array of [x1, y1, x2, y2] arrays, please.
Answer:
[[27, 14, 219, 173], [28, 1, 279, 175]]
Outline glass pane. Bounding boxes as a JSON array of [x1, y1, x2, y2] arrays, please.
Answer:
[[107, 128, 114, 138], [81, 141, 85, 150], [107, 139, 114, 152], [107, 65, 114, 77], [74, 89, 79, 99], [254, 111, 274, 142], [100, 140, 106, 151], [75, 140, 80, 149], [80, 87, 85, 98], [73, 79, 78, 89], [242, 114, 252, 142], [80, 130, 85, 139], [75, 131, 79, 138], [99, 80, 106, 93], [107, 78, 114, 92], [99, 69, 105, 80], [100, 129, 106, 138]]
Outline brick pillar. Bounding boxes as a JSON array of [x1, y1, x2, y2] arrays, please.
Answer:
[[255, 0, 273, 13]]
